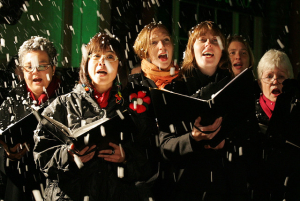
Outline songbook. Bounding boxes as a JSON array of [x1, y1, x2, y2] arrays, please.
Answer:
[[0, 109, 42, 148], [33, 109, 137, 152], [150, 68, 255, 147]]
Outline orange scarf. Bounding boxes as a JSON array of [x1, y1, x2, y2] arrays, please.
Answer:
[[141, 59, 180, 89]]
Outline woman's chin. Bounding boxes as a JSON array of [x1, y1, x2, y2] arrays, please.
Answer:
[[270, 94, 279, 102]]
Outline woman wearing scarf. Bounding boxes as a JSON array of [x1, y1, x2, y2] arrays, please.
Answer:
[[129, 22, 182, 200], [256, 49, 293, 131], [129, 22, 180, 90], [33, 33, 156, 201], [0, 36, 71, 201], [254, 49, 294, 200]]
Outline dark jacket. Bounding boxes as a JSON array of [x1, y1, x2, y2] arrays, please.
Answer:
[[129, 71, 187, 201], [0, 78, 72, 201], [159, 67, 260, 200], [261, 79, 300, 200], [33, 83, 157, 201], [159, 67, 230, 200]]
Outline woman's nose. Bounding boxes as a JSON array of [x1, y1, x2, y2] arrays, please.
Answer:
[[32, 66, 39, 73], [205, 39, 212, 47], [235, 52, 241, 59], [98, 56, 105, 65], [272, 77, 280, 84], [158, 41, 165, 49]]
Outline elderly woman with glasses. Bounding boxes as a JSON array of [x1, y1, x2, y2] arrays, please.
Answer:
[[0, 36, 72, 201], [256, 49, 294, 123], [251, 49, 294, 200]]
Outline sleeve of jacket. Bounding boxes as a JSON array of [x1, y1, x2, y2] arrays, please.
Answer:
[[159, 130, 208, 163], [124, 105, 159, 181], [33, 96, 71, 180], [0, 99, 12, 175]]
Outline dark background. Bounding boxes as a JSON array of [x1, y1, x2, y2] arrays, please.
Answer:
[[0, 0, 299, 77]]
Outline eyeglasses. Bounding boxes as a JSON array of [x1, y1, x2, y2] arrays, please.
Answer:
[[88, 54, 118, 63], [261, 76, 287, 84], [21, 64, 52, 72]]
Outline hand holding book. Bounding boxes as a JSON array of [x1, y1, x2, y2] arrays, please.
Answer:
[[0, 140, 29, 160], [192, 117, 222, 141], [68, 145, 97, 163], [68, 142, 126, 164], [150, 68, 255, 147], [98, 142, 126, 163]]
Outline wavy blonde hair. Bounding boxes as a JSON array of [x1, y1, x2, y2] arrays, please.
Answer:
[[133, 22, 173, 60]]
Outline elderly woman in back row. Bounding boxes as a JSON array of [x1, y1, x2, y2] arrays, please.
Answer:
[[255, 49, 293, 127], [252, 49, 294, 200]]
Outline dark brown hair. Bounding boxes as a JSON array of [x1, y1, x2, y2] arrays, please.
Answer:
[[79, 33, 128, 89], [227, 35, 255, 68]]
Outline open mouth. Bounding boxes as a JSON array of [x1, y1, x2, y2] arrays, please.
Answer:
[[97, 70, 107, 75], [33, 78, 42, 82], [233, 63, 243, 67], [233, 63, 243, 68], [202, 52, 214, 58], [158, 52, 169, 61], [271, 88, 281, 95]]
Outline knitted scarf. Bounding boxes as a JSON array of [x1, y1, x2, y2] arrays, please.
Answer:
[[92, 87, 112, 108], [141, 59, 180, 89]]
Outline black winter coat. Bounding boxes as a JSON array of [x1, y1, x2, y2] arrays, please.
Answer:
[[159, 68, 230, 200], [33, 83, 157, 201], [129, 71, 187, 201], [159, 67, 260, 201], [0, 78, 72, 201], [261, 79, 300, 200]]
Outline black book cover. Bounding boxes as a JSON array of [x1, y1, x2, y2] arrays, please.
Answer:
[[0, 109, 42, 148], [150, 68, 255, 146]]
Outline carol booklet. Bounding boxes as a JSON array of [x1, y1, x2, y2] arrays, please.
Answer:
[[150, 68, 255, 147], [0, 109, 42, 148], [33, 109, 136, 152]]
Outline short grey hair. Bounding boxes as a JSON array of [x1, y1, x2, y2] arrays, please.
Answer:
[[257, 49, 294, 79], [18, 36, 57, 66]]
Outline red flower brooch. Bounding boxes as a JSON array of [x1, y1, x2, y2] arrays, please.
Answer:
[[129, 91, 151, 113]]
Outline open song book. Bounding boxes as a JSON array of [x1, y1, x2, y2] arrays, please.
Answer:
[[150, 68, 255, 147], [33, 109, 137, 151], [0, 109, 42, 148]]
